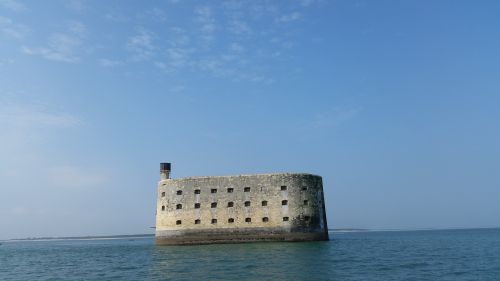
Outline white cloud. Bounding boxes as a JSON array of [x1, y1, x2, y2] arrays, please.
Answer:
[[99, 58, 123, 67], [65, 0, 87, 13], [229, 42, 244, 53], [0, 100, 82, 177], [195, 6, 216, 45], [228, 20, 251, 35], [169, 27, 190, 46], [68, 21, 87, 37], [276, 12, 302, 23], [0, 0, 25, 11], [0, 103, 81, 129], [21, 22, 87, 63], [103, 13, 128, 22], [0, 16, 29, 39], [126, 29, 156, 61], [139, 7, 167, 22]]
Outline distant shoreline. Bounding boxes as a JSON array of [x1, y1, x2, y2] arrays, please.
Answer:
[[2, 227, 499, 243]]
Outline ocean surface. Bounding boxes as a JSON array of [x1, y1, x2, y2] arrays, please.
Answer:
[[1, 228, 499, 280]]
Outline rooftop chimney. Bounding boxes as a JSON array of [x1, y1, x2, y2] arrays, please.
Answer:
[[160, 163, 171, 180]]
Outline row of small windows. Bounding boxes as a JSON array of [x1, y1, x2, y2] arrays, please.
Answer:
[[165, 199, 309, 210], [173, 216, 310, 225], [161, 186, 309, 197]]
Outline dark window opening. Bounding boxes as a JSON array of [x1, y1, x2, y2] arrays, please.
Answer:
[[244, 187, 250, 192], [176, 204, 182, 209], [302, 187, 308, 191], [245, 218, 251, 222], [282, 200, 288, 206], [228, 218, 234, 223], [194, 189, 201, 194], [283, 217, 289, 221], [161, 192, 165, 197], [244, 201, 251, 207], [227, 188, 234, 193], [262, 200, 268, 206], [161, 205, 165, 211], [195, 219, 201, 224], [304, 216, 311, 221], [211, 202, 217, 208], [281, 185, 287, 191], [227, 202, 234, 207], [211, 219, 217, 224], [194, 203, 200, 209], [211, 188, 217, 193], [304, 200, 309, 206], [262, 217, 269, 222], [176, 190, 182, 195], [176, 220, 182, 225]]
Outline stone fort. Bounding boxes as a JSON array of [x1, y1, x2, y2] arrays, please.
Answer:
[[155, 163, 329, 245]]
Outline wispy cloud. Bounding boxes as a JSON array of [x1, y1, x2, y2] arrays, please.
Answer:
[[195, 6, 216, 46], [276, 12, 302, 23], [0, 16, 29, 39], [98, 58, 123, 67], [0, 0, 25, 11], [126, 28, 156, 61], [228, 20, 252, 35], [97, 1, 315, 82], [0, 103, 81, 130], [65, 0, 87, 13], [138, 7, 167, 22], [22, 21, 88, 63]]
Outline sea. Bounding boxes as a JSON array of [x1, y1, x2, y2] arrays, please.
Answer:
[[1, 228, 499, 280]]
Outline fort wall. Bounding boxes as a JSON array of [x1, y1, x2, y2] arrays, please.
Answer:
[[155, 169, 329, 245]]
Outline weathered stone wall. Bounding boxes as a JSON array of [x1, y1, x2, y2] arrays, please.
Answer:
[[155, 173, 328, 245]]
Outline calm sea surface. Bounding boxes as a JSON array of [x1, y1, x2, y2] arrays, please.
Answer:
[[1, 228, 499, 280]]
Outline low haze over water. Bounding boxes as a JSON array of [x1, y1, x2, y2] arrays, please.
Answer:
[[1, 229, 499, 280]]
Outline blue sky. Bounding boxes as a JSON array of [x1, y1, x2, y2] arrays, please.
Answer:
[[1, 0, 499, 239]]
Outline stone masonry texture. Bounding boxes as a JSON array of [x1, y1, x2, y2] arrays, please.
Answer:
[[155, 173, 329, 245]]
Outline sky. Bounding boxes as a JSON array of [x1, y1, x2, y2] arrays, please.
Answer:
[[1, 0, 499, 239]]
